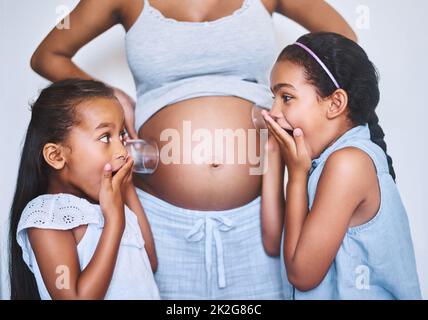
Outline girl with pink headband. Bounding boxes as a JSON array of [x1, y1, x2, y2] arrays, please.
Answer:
[[261, 32, 421, 299]]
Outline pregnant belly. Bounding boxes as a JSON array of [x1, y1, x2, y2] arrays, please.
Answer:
[[134, 96, 267, 210]]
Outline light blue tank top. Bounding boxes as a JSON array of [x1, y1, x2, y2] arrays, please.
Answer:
[[125, 0, 278, 130], [280, 125, 421, 299]]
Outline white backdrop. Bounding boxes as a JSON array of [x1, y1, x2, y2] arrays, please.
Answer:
[[1, 0, 427, 298]]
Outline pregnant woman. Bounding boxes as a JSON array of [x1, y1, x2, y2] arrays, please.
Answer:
[[30, 0, 356, 299]]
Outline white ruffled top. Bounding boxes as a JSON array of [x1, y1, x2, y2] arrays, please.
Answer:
[[17, 193, 160, 300]]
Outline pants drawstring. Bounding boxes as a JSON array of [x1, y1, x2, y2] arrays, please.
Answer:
[[185, 216, 234, 289]]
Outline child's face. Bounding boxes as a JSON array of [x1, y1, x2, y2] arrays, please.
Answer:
[[61, 97, 128, 202], [269, 60, 333, 159]]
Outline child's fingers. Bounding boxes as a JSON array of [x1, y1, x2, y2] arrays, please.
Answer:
[[263, 112, 295, 148], [261, 112, 280, 140], [265, 118, 295, 155], [101, 163, 113, 191], [123, 161, 134, 182], [265, 119, 281, 141], [265, 121, 282, 145], [112, 158, 134, 189], [293, 128, 309, 159], [121, 162, 134, 186]]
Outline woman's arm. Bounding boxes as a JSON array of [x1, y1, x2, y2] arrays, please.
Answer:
[[124, 184, 158, 272], [261, 136, 286, 256], [30, 0, 124, 81], [276, 0, 357, 42], [30, 0, 139, 138]]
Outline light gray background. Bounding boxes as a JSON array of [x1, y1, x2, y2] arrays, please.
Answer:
[[1, 0, 427, 298]]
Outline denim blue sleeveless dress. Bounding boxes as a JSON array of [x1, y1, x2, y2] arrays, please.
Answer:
[[280, 125, 421, 299]]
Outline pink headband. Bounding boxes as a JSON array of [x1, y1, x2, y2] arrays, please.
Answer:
[[294, 42, 340, 89]]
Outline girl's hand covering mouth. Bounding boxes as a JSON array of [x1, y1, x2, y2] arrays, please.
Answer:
[[99, 157, 134, 222], [262, 110, 312, 178], [267, 111, 294, 135], [276, 116, 294, 132], [111, 155, 130, 177]]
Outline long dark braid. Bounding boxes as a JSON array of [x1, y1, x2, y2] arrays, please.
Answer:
[[368, 111, 396, 180]]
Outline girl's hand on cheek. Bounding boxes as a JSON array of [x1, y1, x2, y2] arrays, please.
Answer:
[[262, 111, 312, 180], [99, 157, 134, 226]]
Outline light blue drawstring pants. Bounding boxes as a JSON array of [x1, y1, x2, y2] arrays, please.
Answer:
[[136, 188, 283, 299]]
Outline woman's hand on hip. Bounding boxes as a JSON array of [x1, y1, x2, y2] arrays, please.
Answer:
[[113, 87, 138, 139]]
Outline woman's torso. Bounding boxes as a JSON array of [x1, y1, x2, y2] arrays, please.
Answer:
[[123, 0, 278, 210]]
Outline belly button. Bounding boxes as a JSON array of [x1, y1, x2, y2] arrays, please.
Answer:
[[211, 162, 222, 169], [209, 155, 223, 169]]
